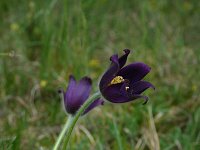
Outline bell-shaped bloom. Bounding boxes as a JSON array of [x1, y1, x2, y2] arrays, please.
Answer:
[[61, 75, 104, 115], [99, 49, 155, 104]]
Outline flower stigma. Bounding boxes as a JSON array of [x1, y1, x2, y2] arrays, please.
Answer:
[[125, 86, 129, 91]]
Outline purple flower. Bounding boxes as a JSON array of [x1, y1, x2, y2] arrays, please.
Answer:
[[61, 75, 104, 115], [99, 49, 155, 104]]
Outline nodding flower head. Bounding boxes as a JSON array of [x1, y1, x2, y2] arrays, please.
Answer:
[[99, 49, 155, 104], [61, 75, 104, 115]]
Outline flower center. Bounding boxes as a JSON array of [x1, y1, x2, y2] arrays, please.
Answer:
[[110, 76, 125, 85], [109, 76, 130, 91]]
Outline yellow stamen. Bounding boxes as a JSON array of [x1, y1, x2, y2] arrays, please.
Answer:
[[110, 76, 125, 85]]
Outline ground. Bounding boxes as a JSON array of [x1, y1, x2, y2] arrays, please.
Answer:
[[0, 0, 200, 149]]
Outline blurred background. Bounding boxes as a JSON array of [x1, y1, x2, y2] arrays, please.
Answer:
[[0, 0, 200, 149]]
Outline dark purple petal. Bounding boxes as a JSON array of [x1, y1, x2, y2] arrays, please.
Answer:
[[130, 81, 155, 95], [64, 76, 92, 114], [102, 81, 152, 103], [99, 54, 120, 91], [77, 77, 92, 102], [119, 80, 130, 96], [117, 62, 151, 84], [118, 49, 130, 68], [64, 75, 76, 106], [102, 83, 132, 103], [83, 98, 104, 115]]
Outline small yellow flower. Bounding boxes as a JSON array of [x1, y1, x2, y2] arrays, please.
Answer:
[[192, 85, 197, 92], [183, 2, 192, 11], [29, 1, 35, 9], [40, 80, 47, 88], [10, 23, 19, 32], [89, 59, 100, 68]]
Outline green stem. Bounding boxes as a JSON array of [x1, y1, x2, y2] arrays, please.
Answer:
[[53, 115, 73, 150], [62, 91, 101, 150], [53, 91, 101, 150]]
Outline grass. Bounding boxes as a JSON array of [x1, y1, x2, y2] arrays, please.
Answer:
[[0, 0, 200, 149]]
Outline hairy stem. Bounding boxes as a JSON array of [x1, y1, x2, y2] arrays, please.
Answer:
[[53, 91, 101, 150], [53, 115, 73, 150]]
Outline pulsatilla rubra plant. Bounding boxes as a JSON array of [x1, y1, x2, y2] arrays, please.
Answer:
[[53, 49, 154, 150]]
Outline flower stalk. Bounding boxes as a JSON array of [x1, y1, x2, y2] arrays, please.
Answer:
[[53, 91, 101, 150], [53, 115, 73, 150]]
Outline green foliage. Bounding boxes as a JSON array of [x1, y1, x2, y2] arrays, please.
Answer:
[[0, 0, 199, 149]]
